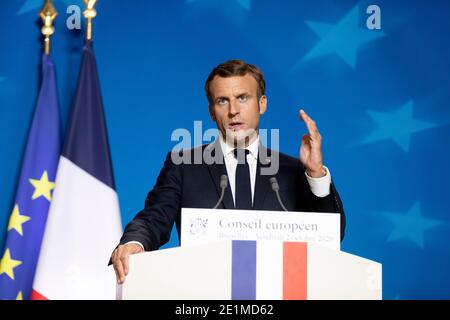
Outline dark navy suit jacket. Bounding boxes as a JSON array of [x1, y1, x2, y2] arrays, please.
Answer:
[[119, 141, 346, 250]]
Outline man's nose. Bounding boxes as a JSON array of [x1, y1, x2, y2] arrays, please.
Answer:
[[229, 99, 240, 116]]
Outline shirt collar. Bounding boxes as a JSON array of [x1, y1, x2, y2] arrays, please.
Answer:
[[219, 134, 259, 160]]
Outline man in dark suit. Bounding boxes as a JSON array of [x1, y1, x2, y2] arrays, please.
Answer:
[[111, 60, 345, 284]]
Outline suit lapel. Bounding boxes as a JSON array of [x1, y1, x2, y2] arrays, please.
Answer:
[[205, 141, 234, 209], [253, 145, 273, 210]]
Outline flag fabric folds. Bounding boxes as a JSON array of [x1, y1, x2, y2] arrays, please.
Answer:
[[32, 41, 122, 300], [0, 55, 61, 300]]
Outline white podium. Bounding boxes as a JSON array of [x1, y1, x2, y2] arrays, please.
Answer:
[[119, 240, 382, 300]]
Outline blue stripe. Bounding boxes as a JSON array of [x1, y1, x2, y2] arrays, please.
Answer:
[[62, 41, 115, 189], [231, 240, 256, 300]]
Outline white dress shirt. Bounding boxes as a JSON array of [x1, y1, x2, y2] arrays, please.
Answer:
[[219, 135, 259, 206], [218, 135, 332, 204]]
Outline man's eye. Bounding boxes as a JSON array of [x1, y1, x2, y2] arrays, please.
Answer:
[[238, 96, 248, 102], [217, 99, 228, 105]]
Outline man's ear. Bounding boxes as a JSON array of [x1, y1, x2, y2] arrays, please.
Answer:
[[259, 95, 267, 115]]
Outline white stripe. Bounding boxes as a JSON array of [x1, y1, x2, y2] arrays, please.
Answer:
[[33, 156, 122, 299], [256, 240, 283, 300]]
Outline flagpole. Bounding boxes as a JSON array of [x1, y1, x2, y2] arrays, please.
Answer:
[[83, 0, 98, 41], [39, 0, 57, 55]]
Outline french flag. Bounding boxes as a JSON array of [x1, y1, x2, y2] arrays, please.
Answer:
[[232, 241, 307, 300], [31, 42, 122, 299]]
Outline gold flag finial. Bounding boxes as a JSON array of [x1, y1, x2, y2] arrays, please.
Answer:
[[39, 0, 58, 55], [83, 0, 98, 41]]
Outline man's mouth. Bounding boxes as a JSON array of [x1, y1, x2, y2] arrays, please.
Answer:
[[227, 121, 244, 131]]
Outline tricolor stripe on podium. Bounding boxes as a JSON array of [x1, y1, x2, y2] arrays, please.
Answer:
[[231, 241, 307, 300]]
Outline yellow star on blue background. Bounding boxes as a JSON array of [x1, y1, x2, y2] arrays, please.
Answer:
[[296, 5, 385, 69], [7, 205, 31, 236], [361, 100, 436, 152], [29, 170, 55, 201], [384, 202, 442, 248], [0, 249, 22, 280]]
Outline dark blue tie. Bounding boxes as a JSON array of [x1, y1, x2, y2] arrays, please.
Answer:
[[234, 149, 252, 209]]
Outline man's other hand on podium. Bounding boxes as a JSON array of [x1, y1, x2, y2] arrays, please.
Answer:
[[111, 243, 144, 284]]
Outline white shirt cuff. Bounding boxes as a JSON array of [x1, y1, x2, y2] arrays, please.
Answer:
[[124, 241, 145, 251], [305, 165, 331, 198]]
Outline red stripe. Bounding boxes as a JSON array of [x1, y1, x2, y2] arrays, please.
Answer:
[[30, 289, 48, 300], [283, 242, 307, 300]]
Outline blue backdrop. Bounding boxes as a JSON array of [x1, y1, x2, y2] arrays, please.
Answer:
[[1, 0, 449, 299]]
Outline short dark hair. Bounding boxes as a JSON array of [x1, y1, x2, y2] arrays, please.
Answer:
[[205, 59, 266, 104]]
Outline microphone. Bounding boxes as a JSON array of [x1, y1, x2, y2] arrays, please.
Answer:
[[269, 177, 288, 212], [213, 174, 228, 209]]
